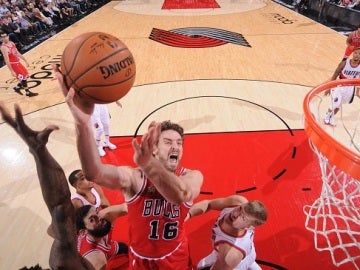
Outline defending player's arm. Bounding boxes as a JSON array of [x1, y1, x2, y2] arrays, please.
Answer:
[[187, 195, 248, 220], [98, 203, 128, 223], [330, 60, 346, 81], [0, 102, 93, 269]]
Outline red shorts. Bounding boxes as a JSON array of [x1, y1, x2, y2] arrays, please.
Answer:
[[128, 242, 193, 270], [106, 254, 129, 270], [11, 62, 29, 81]]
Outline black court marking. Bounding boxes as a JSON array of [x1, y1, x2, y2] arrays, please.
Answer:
[[200, 191, 214, 195], [256, 259, 288, 270], [236, 187, 257, 193], [133, 95, 297, 188]]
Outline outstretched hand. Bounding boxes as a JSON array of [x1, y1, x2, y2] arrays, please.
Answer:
[[52, 64, 94, 120], [0, 101, 59, 153], [132, 121, 161, 169]]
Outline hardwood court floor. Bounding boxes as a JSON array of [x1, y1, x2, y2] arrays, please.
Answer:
[[0, 0, 358, 269]]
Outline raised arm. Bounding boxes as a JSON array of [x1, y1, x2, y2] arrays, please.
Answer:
[[0, 102, 93, 270], [53, 64, 134, 192], [98, 203, 128, 223], [187, 195, 248, 220]]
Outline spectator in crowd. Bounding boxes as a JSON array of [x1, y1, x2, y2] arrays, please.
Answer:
[[42, 3, 62, 25], [16, 11, 40, 37], [318, 0, 329, 23], [58, 0, 75, 18], [31, 7, 53, 28], [1, 15, 30, 48]]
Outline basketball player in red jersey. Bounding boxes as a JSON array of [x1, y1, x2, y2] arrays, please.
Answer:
[[76, 204, 129, 270], [343, 25, 360, 61], [53, 65, 204, 270], [0, 32, 38, 97]]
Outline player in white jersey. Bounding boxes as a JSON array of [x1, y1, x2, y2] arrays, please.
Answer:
[[324, 47, 360, 126], [68, 169, 110, 210], [90, 102, 121, 156], [186, 195, 268, 270]]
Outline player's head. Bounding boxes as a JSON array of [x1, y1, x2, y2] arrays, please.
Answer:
[[160, 121, 184, 140], [228, 200, 268, 230], [353, 47, 360, 60], [68, 169, 82, 187], [75, 205, 111, 237], [68, 169, 94, 190], [154, 121, 185, 172], [0, 32, 9, 43]]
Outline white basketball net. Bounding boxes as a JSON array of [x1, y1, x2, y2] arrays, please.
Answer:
[[303, 80, 360, 269], [303, 146, 360, 269]]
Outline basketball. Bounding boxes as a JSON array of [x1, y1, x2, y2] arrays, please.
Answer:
[[61, 32, 136, 104]]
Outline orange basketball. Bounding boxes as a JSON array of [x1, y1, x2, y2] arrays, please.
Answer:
[[61, 32, 136, 104]]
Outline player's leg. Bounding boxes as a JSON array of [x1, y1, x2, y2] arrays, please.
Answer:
[[17, 67, 38, 97], [325, 87, 342, 126], [100, 106, 117, 150]]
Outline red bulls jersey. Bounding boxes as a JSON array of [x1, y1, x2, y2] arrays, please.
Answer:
[[126, 167, 192, 259], [2, 42, 20, 63]]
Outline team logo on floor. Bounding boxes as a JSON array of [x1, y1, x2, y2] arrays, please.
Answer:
[[149, 27, 251, 48]]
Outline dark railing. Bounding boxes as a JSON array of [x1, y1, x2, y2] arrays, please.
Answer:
[[307, 0, 360, 28]]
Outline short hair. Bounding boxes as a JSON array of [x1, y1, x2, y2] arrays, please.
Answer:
[[243, 200, 268, 226], [68, 169, 81, 187], [161, 121, 184, 139], [75, 205, 92, 232]]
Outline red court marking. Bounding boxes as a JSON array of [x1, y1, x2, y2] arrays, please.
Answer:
[[149, 28, 227, 48], [162, 0, 220, 9], [101, 130, 355, 270]]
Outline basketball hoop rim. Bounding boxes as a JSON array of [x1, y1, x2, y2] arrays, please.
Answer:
[[303, 78, 360, 180]]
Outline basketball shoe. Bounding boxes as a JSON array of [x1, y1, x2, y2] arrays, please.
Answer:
[[26, 91, 39, 97], [104, 141, 117, 150], [98, 146, 106, 157], [324, 112, 336, 126], [13, 86, 23, 95]]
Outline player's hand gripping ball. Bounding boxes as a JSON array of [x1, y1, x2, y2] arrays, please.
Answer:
[[61, 32, 136, 104]]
